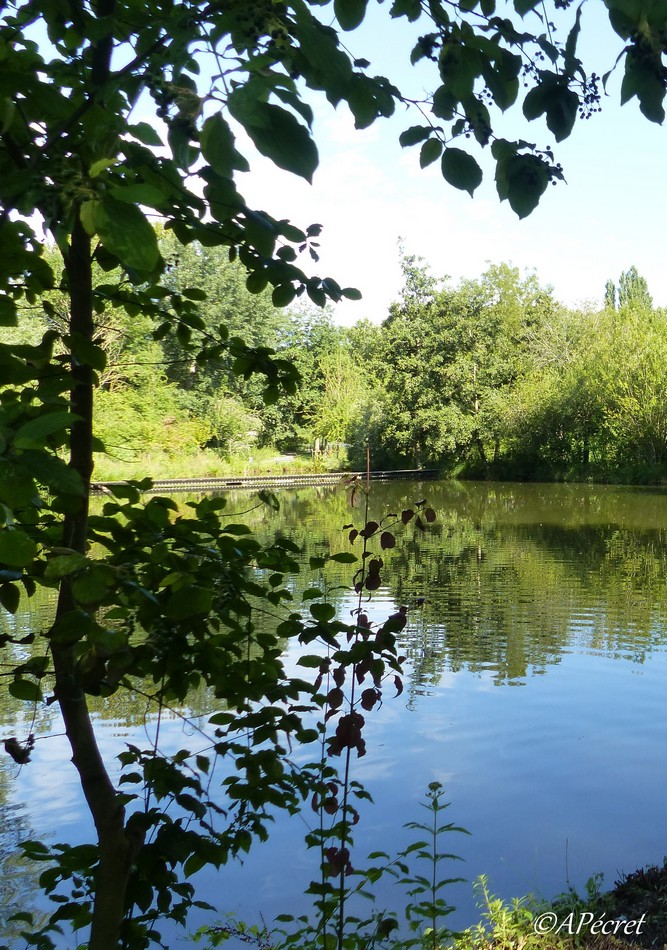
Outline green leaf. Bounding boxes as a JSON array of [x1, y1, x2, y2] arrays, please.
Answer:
[[246, 269, 269, 294], [621, 46, 666, 123], [523, 74, 578, 141], [20, 451, 84, 496], [67, 334, 107, 371], [201, 113, 249, 177], [399, 125, 432, 147], [504, 153, 550, 218], [328, 552, 357, 563], [222, 523, 252, 535], [441, 148, 483, 196], [545, 86, 578, 141], [228, 89, 318, 182], [302, 587, 323, 601], [272, 284, 296, 308], [82, 197, 160, 272], [0, 461, 38, 507], [341, 287, 362, 300], [439, 44, 482, 101], [334, 0, 368, 30], [165, 586, 213, 620], [432, 85, 458, 120], [109, 183, 167, 208], [0, 582, 20, 614], [481, 55, 520, 112], [263, 384, 280, 405], [310, 602, 336, 622], [72, 566, 115, 605], [182, 287, 207, 301], [14, 411, 77, 448], [0, 530, 37, 567], [44, 553, 87, 580], [242, 209, 278, 257], [89, 157, 116, 178], [0, 294, 17, 327], [390, 0, 422, 19], [50, 609, 94, 645], [9, 679, 43, 703], [420, 138, 443, 168], [297, 654, 325, 668], [129, 122, 163, 146], [347, 74, 396, 129]]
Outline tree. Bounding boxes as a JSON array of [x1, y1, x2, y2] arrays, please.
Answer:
[[606, 266, 654, 312], [1, 0, 666, 947], [370, 261, 556, 468]]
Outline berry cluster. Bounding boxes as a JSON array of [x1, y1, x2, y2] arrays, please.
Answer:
[[578, 72, 601, 120], [224, 0, 290, 51]]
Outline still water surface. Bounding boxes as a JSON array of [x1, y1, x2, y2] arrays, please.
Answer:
[[3, 480, 667, 943]]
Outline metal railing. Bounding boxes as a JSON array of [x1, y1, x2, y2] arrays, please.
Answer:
[[91, 469, 439, 494]]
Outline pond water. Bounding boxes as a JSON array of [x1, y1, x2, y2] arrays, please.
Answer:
[[3, 479, 667, 946]]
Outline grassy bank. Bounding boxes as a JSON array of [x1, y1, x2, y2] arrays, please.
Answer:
[[93, 446, 349, 482]]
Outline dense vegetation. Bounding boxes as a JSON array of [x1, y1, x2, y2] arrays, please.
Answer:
[[350, 258, 667, 484], [16, 248, 665, 485]]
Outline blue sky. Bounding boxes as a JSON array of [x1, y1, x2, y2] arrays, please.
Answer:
[[239, 2, 667, 323]]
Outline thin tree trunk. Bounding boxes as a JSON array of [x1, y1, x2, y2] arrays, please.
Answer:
[[48, 7, 140, 944], [51, 216, 136, 949]]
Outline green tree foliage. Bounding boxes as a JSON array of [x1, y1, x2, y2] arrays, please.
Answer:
[[476, 270, 667, 479], [606, 265, 654, 312], [360, 258, 556, 469], [353, 261, 667, 482], [1, 0, 666, 947]]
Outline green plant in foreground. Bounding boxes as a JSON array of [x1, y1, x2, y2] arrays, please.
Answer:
[[200, 782, 468, 950], [454, 873, 610, 950], [394, 782, 470, 949], [454, 877, 557, 950]]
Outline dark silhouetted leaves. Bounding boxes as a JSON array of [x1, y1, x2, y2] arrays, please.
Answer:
[[441, 148, 483, 196], [334, 0, 368, 30], [380, 531, 396, 549], [0, 529, 37, 567], [360, 688, 378, 711]]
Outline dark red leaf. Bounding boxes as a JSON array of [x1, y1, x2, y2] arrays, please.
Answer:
[[401, 509, 414, 524], [365, 572, 381, 591], [360, 688, 378, 711], [380, 531, 396, 550], [424, 508, 436, 523], [394, 675, 403, 697], [355, 659, 370, 683], [414, 516, 425, 531], [360, 520, 379, 539], [349, 529, 358, 543], [326, 687, 344, 709]]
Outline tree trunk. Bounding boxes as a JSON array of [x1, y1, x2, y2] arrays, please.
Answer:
[[49, 217, 137, 949]]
